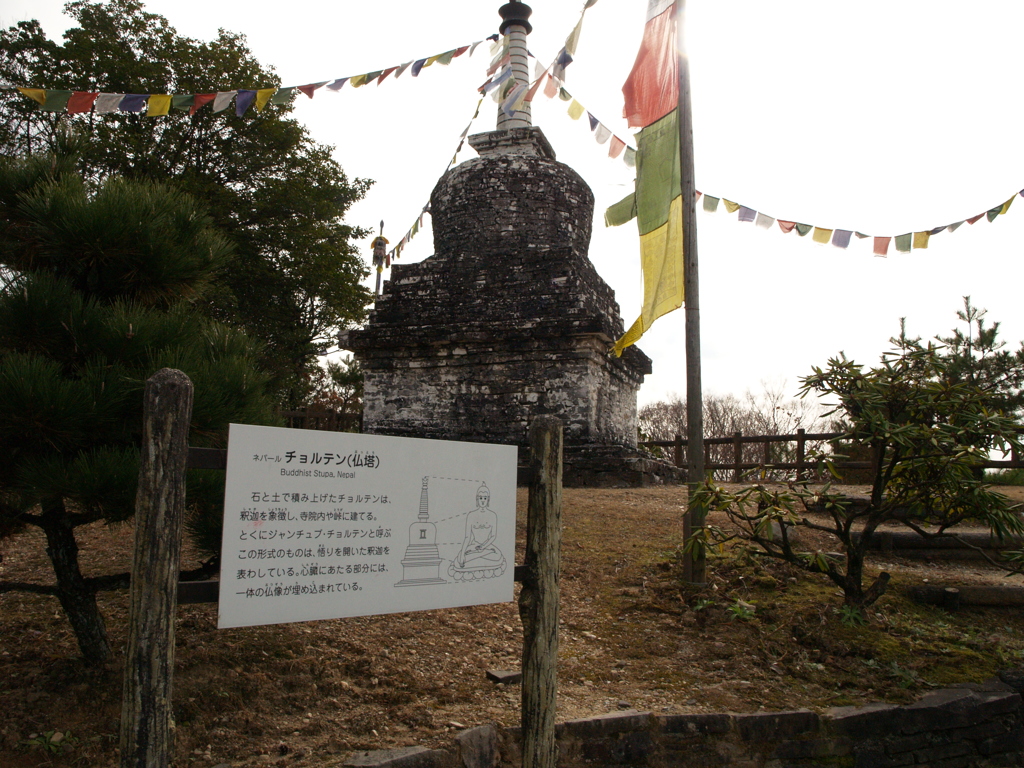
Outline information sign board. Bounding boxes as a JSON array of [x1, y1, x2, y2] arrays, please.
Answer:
[[218, 424, 517, 629]]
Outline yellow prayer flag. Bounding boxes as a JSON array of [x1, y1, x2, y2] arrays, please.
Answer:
[[146, 94, 172, 116], [613, 195, 684, 357], [912, 231, 930, 249], [567, 99, 585, 120], [255, 88, 277, 111], [18, 87, 46, 105], [425, 55, 441, 67], [723, 199, 740, 214], [812, 227, 832, 244], [349, 74, 367, 88], [1000, 196, 1015, 215]]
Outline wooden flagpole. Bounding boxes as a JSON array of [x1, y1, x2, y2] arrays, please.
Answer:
[[676, 0, 706, 583]]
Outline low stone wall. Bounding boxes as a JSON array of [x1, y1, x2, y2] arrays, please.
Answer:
[[342, 677, 1024, 768]]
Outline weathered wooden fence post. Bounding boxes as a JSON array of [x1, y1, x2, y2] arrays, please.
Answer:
[[120, 369, 194, 768], [519, 416, 562, 768], [731, 432, 743, 483], [795, 428, 807, 483]]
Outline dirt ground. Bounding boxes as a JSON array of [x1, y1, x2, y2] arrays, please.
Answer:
[[3, 483, 1024, 767]]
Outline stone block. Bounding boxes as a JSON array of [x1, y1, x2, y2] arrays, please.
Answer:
[[828, 703, 903, 741], [852, 745, 915, 768], [733, 710, 819, 742], [580, 730, 654, 766], [911, 740, 974, 763], [484, 669, 521, 685], [769, 736, 853, 759], [655, 712, 732, 736], [978, 730, 1024, 757], [556, 709, 651, 740], [343, 746, 451, 768], [456, 725, 498, 768]]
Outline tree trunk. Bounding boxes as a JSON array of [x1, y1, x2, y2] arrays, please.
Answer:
[[41, 500, 112, 665]]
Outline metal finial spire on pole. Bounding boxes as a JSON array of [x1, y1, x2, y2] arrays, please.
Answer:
[[496, 0, 533, 130], [372, 220, 387, 297]]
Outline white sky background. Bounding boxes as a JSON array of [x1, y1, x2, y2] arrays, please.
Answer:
[[7, 0, 1024, 408]]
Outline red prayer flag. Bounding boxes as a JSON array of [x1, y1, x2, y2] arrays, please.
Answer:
[[523, 77, 544, 103], [190, 93, 215, 115], [377, 67, 398, 84], [621, 0, 677, 128], [777, 220, 796, 233], [297, 82, 327, 99], [966, 213, 985, 225], [67, 91, 98, 114], [608, 136, 626, 159], [452, 46, 469, 58]]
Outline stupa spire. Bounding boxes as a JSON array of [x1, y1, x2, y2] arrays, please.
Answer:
[[496, 0, 533, 130]]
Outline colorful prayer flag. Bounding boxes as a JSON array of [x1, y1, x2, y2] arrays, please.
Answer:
[[621, 0, 676, 128], [18, 87, 46, 105], [255, 88, 277, 111], [37, 90, 72, 112], [873, 236, 890, 257], [703, 195, 720, 213], [812, 227, 832, 244], [912, 231, 930, 249], [146, 94, 172, 116], [831, 229, 852, 249], [212, 91, 237, 112], [895, 233, 912, 252], [191, 93, 216, 114], [119, 94, 147, 113], [67, 91, 98, 114], [755, 213, 775, 230], [235, 90, 257, 116]]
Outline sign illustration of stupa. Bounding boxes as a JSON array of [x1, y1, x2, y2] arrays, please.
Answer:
[[395, 477, 446, 587]]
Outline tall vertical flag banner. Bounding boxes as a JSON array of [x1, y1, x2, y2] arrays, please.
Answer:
[[606, 0, 682, 356]]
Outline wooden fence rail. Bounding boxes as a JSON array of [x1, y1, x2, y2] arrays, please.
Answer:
[[640, 428, 1024, 482]]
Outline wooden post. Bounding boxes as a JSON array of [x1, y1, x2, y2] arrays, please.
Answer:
[[120, 369, 194, 768], [732, 432, 743, 483], [519, 416, 562, 768], [673, 434, 684, 468], [796, 428, 806, 483]]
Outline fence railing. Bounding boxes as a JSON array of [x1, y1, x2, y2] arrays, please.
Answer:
[[639, 429, 1024, 483], [279, 406, 359, 433]]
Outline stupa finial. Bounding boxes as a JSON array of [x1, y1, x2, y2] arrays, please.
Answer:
[[496, 1, 533, 130]]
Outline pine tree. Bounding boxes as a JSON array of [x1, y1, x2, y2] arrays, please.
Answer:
[[0, 149, 277, 664]]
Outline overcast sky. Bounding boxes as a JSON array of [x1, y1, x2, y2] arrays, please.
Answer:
[[8, 0, 1024, 407]]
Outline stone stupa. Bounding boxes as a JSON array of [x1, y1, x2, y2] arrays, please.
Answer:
[[341, 1, 680, 486]]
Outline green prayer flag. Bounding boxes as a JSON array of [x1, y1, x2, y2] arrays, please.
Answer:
[[895, 233, 912, 252], [795, 223, 812, 237], [558, 87, 572, 102], [270, 87, 294, 105], [436, 50, 456, 65], [605, 188, 637, 227], [634, 109, 680, 236], [702, 195, 720, 213], [987, 206, 1001, 222], [172, 94, 195, 111], [41, 90, 73, 112]]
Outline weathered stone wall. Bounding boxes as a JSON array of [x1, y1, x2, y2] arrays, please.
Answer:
[[342, 679, 1024, 768], [344, 127, 651, 462]]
